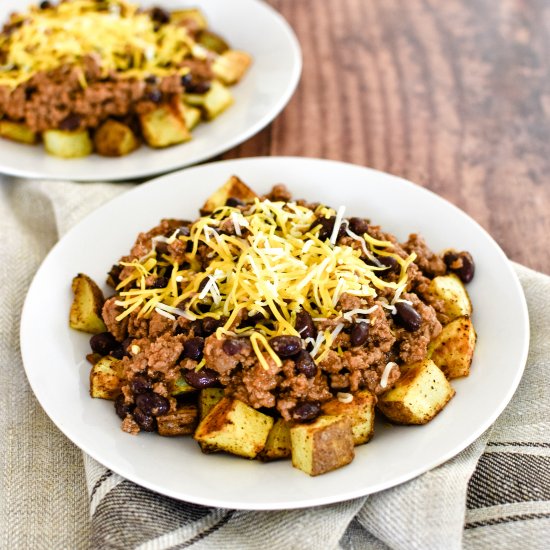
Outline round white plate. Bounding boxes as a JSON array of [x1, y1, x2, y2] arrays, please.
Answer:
[[0, 0, 301, 181], [21, 157, 529, 510]]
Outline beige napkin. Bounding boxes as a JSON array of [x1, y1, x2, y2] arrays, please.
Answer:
[[1, 177, 548, 549]]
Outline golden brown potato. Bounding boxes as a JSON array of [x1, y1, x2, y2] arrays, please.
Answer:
[[194, 397, 273, 458], [184, 80, 234, 120], [89, 356, 122, 400], [69, 273, 107, 334], [181, 103, 202, 131], [290, 415, 355, 476], [259, 418, 291, 461], [93, 119, 140, 157], [428, 316, 477, 379], [377, 359, 455, 425], [198, 387, 225, 420], [139, 100, 191, 148], [212, 50, 252, 85], [201, 175, 258, 214], [426, 274, 472, 322], [0, 120, 38, 144], [157, 405, 199, 436], [321, 390, 376, 446], [197, 30, 229, 54], [43, 129, 93, 158], [170, 8, 207, 29]]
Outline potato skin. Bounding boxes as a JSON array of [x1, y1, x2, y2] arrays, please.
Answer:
[[93, 119, 140, 157], [89, 356, 122, 400], [200, 175, 258, 214], [43, 129, 93, 158], [139, 100, 191, 148], [69, 273, 107, 334], [0, 120, 38, 144]]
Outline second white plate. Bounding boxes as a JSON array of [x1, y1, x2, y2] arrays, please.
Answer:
[[0, 0, 301, 181]]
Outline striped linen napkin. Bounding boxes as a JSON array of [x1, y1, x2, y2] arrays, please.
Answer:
[[1, 178, 548, 549]]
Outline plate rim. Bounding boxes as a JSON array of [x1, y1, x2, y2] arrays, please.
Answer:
[[0, 0, 302, 182], [20, 156, 531, 509]]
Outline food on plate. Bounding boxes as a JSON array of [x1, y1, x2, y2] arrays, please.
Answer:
[[69, 273, 107, 333], [0, 0, 251, 157], [70, 177, 477, 475]]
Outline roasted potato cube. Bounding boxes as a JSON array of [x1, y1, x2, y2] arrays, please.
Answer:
[[201, 175, 258, 214], [139, 101, 191, 148], [198, 387, 225, 420], [212, 50, 252, 85], [321, 390, 376, 445], [43, 129, 93, 158], [157, 404, 198, 436], [259, 418, 291, 461], [428, 316, 477, 379], [378, 359, 455, 425], [181, 103, 202, 130], [0, 120, 38, 144], [197, 30, 229, 54], [290, 416, 354, 476], [194, 398, 274, 458], [90, 356, 122, 400], [184, 80, 234, 120], [427, 274, 472, 322], [93, 119, 140, 157], [170, 8, 207, 29], [70, 273, 107, 334]]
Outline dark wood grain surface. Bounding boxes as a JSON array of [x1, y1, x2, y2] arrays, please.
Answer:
[[223, 0, 550, 274]]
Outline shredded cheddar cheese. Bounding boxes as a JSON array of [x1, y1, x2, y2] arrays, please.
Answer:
[[0, 0, 199, 88], [114, 197, 416, 367]]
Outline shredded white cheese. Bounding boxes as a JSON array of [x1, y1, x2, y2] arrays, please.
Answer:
[[380, 362, 398, 389]]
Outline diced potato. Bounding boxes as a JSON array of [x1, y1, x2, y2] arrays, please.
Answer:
[[194, 398, 274, 458], [377, 359, 455, 425], [93, 119, 140, 157], [43, 129, 93, 158], [0, 120, 38, 144], [69, 273, 107, 334], [290, 415, 354, 476], [201, 175, 258, 213], [184, 80, 234, 120], [198, 387, 225, 420], [170, 8, 207, 29], [90, 356, 122, 400], [139, 101, 191, 148], [197, 30, 229, 54], [428, 316, 477, 379], [157, 405, 198, 436], [259, 418, 291, 461], [212, 50, 252, 85], [321, 390, 376, 445], [180, 103, 202, 130], [426, 274, 472, 322]]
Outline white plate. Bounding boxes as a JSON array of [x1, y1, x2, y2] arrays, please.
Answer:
[[0, 0, 301, 181], [20, 157, 530, 510]]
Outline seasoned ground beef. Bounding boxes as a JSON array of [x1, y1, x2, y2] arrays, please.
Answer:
[[89, 183, 469, 434]]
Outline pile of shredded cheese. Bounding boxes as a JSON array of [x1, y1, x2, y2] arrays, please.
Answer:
[[114, 197, 416, 369], [0, 0, 199, 88]]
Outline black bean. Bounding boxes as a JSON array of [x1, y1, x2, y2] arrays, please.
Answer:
[[176, 225, 190, 238], [25, 86, 37, 100], [135, 392, 169, 416], [226, 197, 245, 207], [181, 73, 193, 88], [348, 217, 370, 235], [145, 75, 158, 84], [133, 408, 156, 432], [295, 310, 316, 339], [393, 302, 422, 332], [222, 338, 245, 356], [444, 251, 475, 283], [269, 335, 302, 358], [149, 276, 169, 289], [186, 80, 211, 94], [292, 402, 321, 422], [201, 317, 224, 336], [147, 89, 163, 103], [150, 7, 170, 24], [350, 322, 369, 346], [114, 395, 133, 419], [58, 114, 81, 131], [182, 337, 205, 361], [295, 350, 317, 378], [39, 1, 52, 9], [130, 374, 152, 395], [183, 368, 219, 389], [89, 332, 118, 356], [111, 337, 132, 359], [377, 255, 399, 274], [107, 264, 122, 287]]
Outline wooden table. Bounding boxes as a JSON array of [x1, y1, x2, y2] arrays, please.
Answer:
[[224, 0, 550, 274]]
